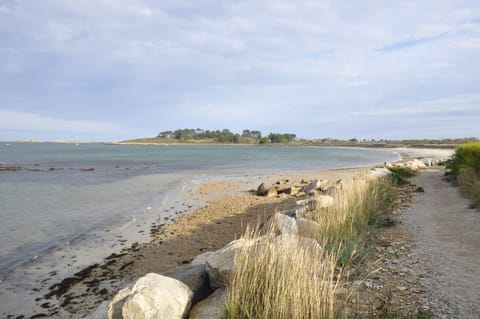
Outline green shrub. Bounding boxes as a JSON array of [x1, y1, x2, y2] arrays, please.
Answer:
[[446, 142, 480, 180], [446, 142, 480, 209]]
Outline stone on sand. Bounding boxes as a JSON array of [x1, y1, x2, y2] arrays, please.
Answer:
[[108, 273, 193, 319]]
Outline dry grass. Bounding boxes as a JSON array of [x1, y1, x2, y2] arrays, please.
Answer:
[[225, 174, 395, 318], [309, 177, 395, 265], [225, 226, 341, 319]]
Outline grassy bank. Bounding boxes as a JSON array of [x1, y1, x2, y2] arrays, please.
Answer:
[[225, 173, 398, 318], [446, 142, 480, 209]]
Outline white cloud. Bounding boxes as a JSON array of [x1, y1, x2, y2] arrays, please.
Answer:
[[0, 1, 479, 140]]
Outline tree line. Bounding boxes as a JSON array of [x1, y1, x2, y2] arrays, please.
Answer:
[[157, 129, 297, 144]]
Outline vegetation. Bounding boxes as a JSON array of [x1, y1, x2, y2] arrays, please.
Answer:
[[225, 174, 398, 318], [386, 166, 418, 185], [121, 130, 477, 148], [446, 142, 480, 209], [226, 227, 340, 319], [309, 177, 396, 266], [155, 128, 297, 144]]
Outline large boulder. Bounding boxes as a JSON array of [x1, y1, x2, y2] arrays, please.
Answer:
[[274, 213, 298, 235], [108, 273, 193, 319], [191, 238, 260, 289], [162, 263, 213, 305], [189, 288, 227, 319]]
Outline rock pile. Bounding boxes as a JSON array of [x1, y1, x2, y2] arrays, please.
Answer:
[[256, 178, 333, 198]]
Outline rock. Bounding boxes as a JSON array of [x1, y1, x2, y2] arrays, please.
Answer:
[[368, 167, 392, 179], [296, 195, 334, 210], [311, 195, 334, 209], [108, 273, 193, 319], [265, 188, 277, 197], [86, 301, 109, 319], [302, 179, 328, 194], [189, 288, 227, 319], [285, 186, 301, 195], [162, 263, 213, 305], [295, 191, 306, 197], [256, 182, 268, 196], [192, 238, 261, 289], [256, 183, 278, 197], [271, 234, 323, 259], [274, 213, 298, 235], [280, 208, 304, 219], [296, 218, 320, 237]]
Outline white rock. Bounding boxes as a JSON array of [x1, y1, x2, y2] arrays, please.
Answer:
[[296, 195, 334, 209], [368, 167, 392, 179], [311, 195, 334, 209], [274, 213, 298, 235], [108, 273, 193, 319]]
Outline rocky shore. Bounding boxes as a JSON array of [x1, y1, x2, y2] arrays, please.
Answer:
[[9, 148, 461, 319]]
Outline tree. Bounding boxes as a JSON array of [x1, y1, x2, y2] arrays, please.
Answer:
[[157, 130, 173, 138]]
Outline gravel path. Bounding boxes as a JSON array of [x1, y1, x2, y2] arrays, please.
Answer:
[[401, 168, 480, 318]]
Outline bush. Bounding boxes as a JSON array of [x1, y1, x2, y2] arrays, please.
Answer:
[[446, 142, 480, 180], [446, 142, 480, 208]]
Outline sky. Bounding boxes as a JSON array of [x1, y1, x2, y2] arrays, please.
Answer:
[[0, 0, 479, 142]]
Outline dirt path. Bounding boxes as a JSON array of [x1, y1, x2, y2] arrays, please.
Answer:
[[401, 168, 480, 318]]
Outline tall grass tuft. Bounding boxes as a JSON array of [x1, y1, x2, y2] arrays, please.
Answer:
[[225, 175, 396, 318], [309, 177, 395, 265], [225, 226, 342, 319]]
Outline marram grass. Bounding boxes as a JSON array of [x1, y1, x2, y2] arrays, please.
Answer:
[[225, 174, 395, 319], [225, 226, 341, 319]]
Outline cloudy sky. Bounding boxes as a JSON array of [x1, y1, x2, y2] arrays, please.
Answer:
[[0, 0, 479, 141]]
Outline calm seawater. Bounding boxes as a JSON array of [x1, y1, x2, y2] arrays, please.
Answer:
[[0, 142, 398, 279]]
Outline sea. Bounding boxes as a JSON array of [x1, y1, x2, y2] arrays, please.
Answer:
[[0, 142, 399, 315]]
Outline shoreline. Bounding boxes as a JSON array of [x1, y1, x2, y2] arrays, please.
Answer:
[[34, 166, 373, 318], [1, 147, 454, 318]]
